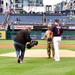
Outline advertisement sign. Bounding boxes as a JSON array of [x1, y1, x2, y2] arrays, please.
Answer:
[[30, 32, 45, 40], [10, 25, 33, 29], [62, 36, 75, 40], [41, 32, 45, 38], [0, 31, 6, 39], [68, 26, 75, 30], [62, 26, 68, 30]]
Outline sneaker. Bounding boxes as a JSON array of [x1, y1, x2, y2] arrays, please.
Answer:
[[20, 60, 24, 63], [55, 59, 60, 61], [17, 56, 21, 63], [20, 61, 23, 63]]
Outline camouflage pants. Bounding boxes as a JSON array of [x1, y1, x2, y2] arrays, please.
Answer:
[[47, 42, 55, 58]]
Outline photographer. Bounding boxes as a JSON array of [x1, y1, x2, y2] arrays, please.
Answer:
[[14, 27, 32, 63]]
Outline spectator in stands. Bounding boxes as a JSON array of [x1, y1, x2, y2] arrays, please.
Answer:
[[41, 24, 55, 58], [14, 27, 32, 63]]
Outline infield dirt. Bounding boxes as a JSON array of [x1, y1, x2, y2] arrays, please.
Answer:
[[0, 44, 75, 57], [0, 44, 75, 48]]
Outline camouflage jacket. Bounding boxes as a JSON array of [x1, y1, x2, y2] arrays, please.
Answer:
[[43, 30, 53, 43]]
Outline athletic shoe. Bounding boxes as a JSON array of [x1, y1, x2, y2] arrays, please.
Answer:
[[17, 56, 21, 63], [55, 59, 60, 61], [20, 60, 23, 63]]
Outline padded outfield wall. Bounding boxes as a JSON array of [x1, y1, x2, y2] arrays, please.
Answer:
[[5, 25, 75, 40]]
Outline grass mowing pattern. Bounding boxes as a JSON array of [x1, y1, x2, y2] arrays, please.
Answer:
[[0, 48, 15, 54], [0, 40, 14, 44], [0, 40, 75, 44], [0, 40, 75, 75], [0, 57, 75, 75], [61, 40, 75, 44]]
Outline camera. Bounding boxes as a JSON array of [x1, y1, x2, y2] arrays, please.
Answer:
[[27, 41, 38, 49]]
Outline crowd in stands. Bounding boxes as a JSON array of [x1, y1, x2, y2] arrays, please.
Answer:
[[0, 10, 75, 30]]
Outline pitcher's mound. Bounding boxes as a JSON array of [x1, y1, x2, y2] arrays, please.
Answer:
[[0, 49, 75, 57]]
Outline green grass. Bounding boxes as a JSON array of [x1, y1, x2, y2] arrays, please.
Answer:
[[0, 48, 15, 54], [38, 40, 75, 44], [0, 40, 75, 53], [61, 40, 75, 44], [0, 40, 75, 44], [0, 40, 14, 44], [60, 48, 75, 51], [0, 40, 75, 75], [0, 57, 75, 75]]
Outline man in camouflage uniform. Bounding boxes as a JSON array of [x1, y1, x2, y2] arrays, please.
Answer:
[[42, 24, 55, 58]]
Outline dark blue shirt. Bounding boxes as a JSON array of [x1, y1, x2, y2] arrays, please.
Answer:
[[51, 24, 63, 36]]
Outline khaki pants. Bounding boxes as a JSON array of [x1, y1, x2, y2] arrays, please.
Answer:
[[47, 42, 55, 58]]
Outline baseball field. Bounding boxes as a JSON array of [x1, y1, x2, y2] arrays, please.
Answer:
[[0, 40, 75, 75]]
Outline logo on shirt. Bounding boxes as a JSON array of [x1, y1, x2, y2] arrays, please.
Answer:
[[56, 26, 61, 29]]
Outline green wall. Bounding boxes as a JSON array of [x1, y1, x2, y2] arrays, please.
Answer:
[[63, 30, 75, 36], [6, 30, 75, 40]]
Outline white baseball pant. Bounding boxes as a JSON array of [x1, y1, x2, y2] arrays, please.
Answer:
[[53, 37, 61, 61]]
